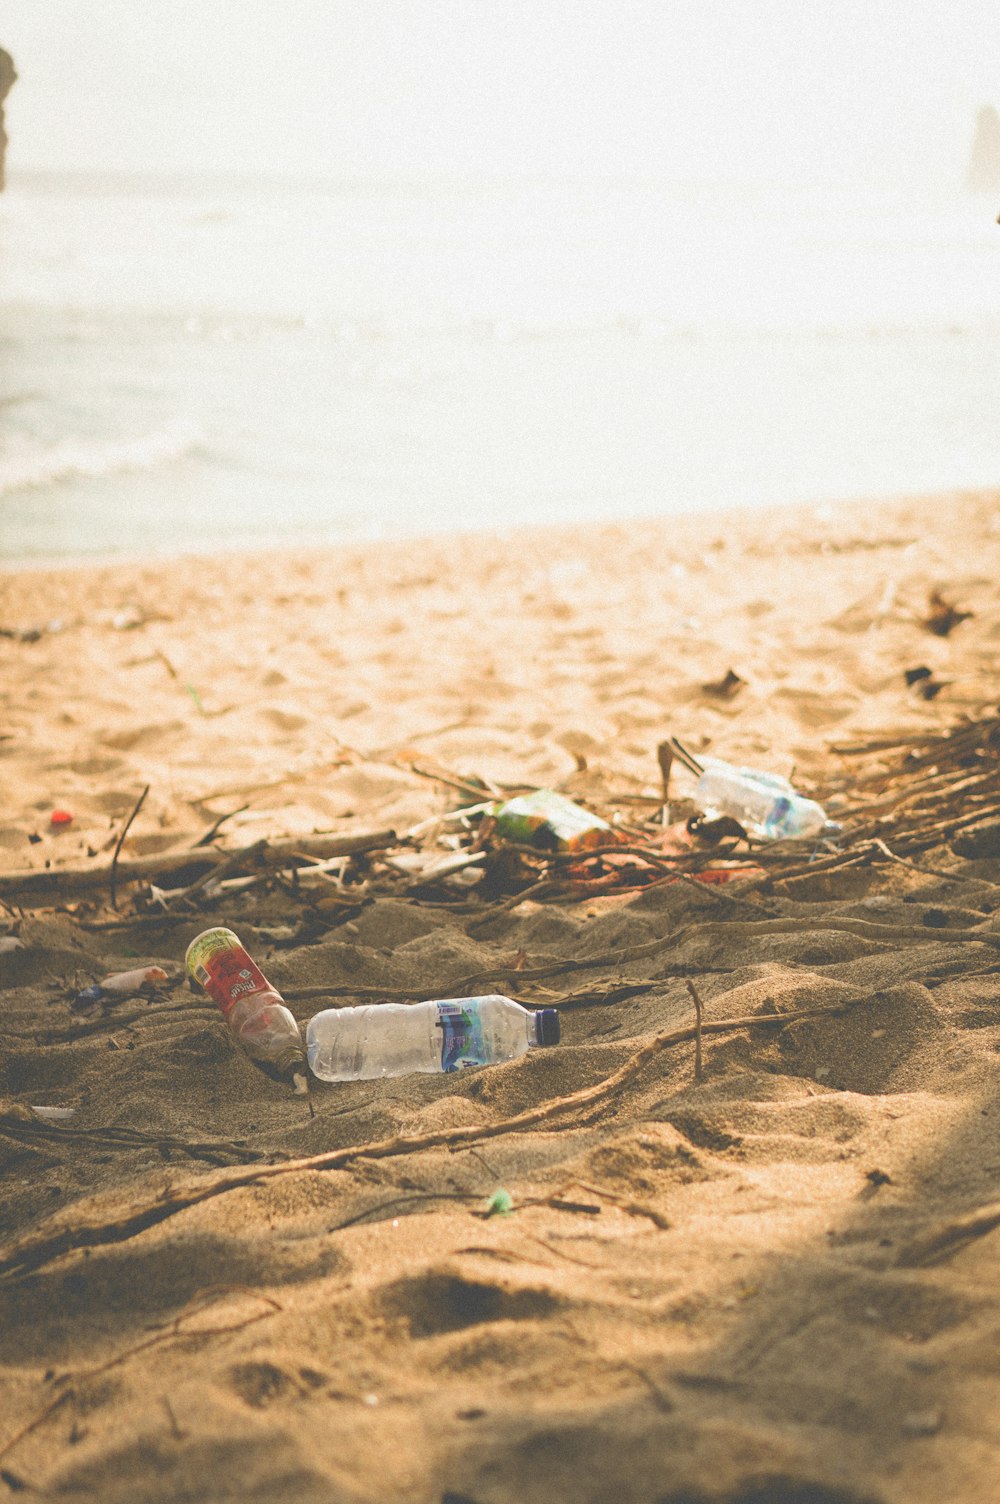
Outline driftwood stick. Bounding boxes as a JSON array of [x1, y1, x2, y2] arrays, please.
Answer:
[[657, 740, 674, 803], [837, 767, 993, 817], [391, 759, 506, 801], [686, 979, 704, 1082], [109, 784, 149, 909], [500, 839, 763, 871], [0, 1388, 72, 1472], [870, 839, 997, 888], [193, 804, 250, 847], [502, 843, 748, 907], [723, 846, 854, 877], [0, 996, 869, 1282], [890, 800, 1000, 852], [0, 1114, 271, 1165], [0, 828, 398, 898], [765, 853, 871, 888], [831, 726, 965, 755], [171, 837, 268, 904]]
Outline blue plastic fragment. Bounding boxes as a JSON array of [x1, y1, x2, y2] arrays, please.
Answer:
[[72, 984, 106, 1010]]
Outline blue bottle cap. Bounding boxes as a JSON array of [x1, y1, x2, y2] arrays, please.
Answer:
[[534, 1008, 560, 1046]]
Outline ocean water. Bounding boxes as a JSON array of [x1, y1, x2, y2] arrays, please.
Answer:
[[0, 171, 998, 563]]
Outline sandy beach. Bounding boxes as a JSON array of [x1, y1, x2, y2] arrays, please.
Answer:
[[3, 486, 1000, 1504]]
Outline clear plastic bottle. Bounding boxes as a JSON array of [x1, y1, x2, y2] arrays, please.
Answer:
[[695, 757, 831, 840], [185, 927, 308, 1094], [306, 994, 561, 1083]]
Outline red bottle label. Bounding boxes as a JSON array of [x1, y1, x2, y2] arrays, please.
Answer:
[[194, 943, 272, 1020]]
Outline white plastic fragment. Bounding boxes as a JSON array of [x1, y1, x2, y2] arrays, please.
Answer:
[[74, 965, 169, 1009], [99, 966, 169, 993]]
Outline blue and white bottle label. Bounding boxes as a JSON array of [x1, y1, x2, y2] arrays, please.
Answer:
[[436, 1002, 485, 1071]]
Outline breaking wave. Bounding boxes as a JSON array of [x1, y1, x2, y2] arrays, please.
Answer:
[[0, 424, 200, 498]]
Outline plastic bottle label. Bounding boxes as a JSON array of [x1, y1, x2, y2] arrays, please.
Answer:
[[436, 1002, 486, 1072], [492, 790, 612, 851], [767, 795, 792, 833], [188, 934, 272, 1020]]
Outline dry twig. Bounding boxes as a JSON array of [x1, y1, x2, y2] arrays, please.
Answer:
[[0, 1285, 281, 1466], [686, 979, 704, 1082], [0, 828, 398, 900], [109, 784, 149, 909]]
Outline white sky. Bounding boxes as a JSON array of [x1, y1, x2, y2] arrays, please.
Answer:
[[2, 1, 997, 185]]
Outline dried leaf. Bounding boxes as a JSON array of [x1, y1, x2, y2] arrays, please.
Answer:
[[904, 665, 947, 700], [700, 668, 746, 699], [924, 590, 972, 637]]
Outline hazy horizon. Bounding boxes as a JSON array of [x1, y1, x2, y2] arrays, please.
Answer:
[[2, 2, 998, 191], [2, 3, 997, 563]]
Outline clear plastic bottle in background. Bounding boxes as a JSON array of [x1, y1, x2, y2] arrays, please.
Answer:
[[667, 739, 835, 841], [306, 994, 561, 1083], [185, 927, 309, 1094], [694, 757, 832, 840]]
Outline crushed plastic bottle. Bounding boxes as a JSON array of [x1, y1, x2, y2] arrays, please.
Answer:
[[186, 927, 308, 1094], [490, 789, 612, 851], [670, 739, 834, 841], [73, 965, 168, 1010], [306, 993, 560, 1083]]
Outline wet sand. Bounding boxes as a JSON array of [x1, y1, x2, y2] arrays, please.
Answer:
[[2, 489, 1000, 1503]]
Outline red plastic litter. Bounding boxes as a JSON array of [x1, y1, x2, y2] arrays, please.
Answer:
[[50, 809, 74, 827]]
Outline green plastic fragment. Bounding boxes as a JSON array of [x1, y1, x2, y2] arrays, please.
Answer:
[[484, 1188, 515, 1217]]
